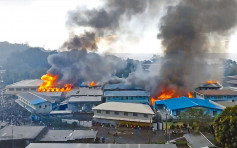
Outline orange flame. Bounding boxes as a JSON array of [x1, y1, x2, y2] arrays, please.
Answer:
[[187, 92, 194, 98], [89, 81, 97, 87], [150, 89, 194, 105], [38, 73, 73, 92], [207, 80, 220, 84]]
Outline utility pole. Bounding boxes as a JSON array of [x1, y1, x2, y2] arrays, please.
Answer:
[[11, 125, 14, 148], [166, 112, 168, 143]]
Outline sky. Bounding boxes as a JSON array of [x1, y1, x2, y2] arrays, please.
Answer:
[[0, 0, 237, 54]]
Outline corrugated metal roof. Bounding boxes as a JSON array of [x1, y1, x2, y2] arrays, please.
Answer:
[[104, 83, 143, 90], [6, 79, 43, 88], [184, 133, 215, 148], [69, 96, 101, 103], [93, 102, 154, 114], [154, 97, 224, 110], [26, 143, 177, 148], [40, 130, 97, 142], [104, 90, 150, 97], [17, 92, 53, 105], [197, 89, 237, 95], [0, 126, 45, 140], [66, 88, 103, 97]]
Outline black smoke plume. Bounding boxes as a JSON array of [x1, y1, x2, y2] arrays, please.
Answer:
[[47, 49, 127, 86], [155, 0, 237, 96], [63, 0, 165, 50]]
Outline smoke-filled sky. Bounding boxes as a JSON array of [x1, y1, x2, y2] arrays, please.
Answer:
[[0, 0, 237, 54]]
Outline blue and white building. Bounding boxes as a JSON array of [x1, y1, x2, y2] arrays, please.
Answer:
[[103, 83, 143, 91], [103, 83, 149, 104], [195, 89, 237, 102], [16, 92, 53, 114], [104, 90, 150, 104], [154, 97, 225, 119]]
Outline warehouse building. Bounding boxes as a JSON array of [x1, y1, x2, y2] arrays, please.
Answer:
[[0, 126, 46, 148], [103, 83, 143, 91], [67, 87, 102, 112], [103, 83, 149, 104], [154, 97, 224, 120], [93, 102, 154, 127], [15, 92, 53, 114], [195, 89, 237, 101], [195, 82, 222, 91], [4, 79, 42, 95], [104, 90, 150, 104]]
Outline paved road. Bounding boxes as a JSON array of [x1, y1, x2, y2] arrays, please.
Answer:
[[92, 126, 183, 144]]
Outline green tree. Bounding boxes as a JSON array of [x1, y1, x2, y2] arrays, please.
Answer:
[[178, 108, 214, 131], [214, 106, 237, 148]]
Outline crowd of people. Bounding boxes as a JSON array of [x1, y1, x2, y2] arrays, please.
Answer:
[[0, 95, 31, 125]]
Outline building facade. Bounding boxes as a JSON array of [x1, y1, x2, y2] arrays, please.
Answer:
[[104, 90, 150, 104], [154, 97, 225, 120], [16, 92, 53, 114], [4, 79, 42, 95], [67, 87, 102, 112], [93, 102, 154, 127], [195, 89, 237, 101]]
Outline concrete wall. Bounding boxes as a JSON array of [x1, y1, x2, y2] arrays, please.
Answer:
[[93, 109, 153, 123]]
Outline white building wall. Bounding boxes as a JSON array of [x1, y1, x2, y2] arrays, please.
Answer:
[[94, 109, 153, 123], [5, 87, 38, 95], [17, 96, 52, 114]]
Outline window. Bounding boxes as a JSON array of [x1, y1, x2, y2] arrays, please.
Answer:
[[106, 111, 110, 114], [133, 113, 138, 116], [23, 88, 29, 91], [97, 110, 101, 113], [16, 88, 21, 91], [176, 111, 181, 116], [213, 111, 217, 116], [144, 114, 148, 118], [124, 112, 128, 116], [45, 105, 47, 108], [114, 111, 119, 115], [31, 88, 36, 91], [39, 105, 41, 109], [9, 88, 14, 91]]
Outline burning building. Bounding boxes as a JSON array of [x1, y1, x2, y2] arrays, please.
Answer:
[[195, 81, 223, 91], [67, 87, 103, 113]]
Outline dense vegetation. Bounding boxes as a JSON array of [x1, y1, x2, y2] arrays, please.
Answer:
[[178, 108, 214, 131], [0, 42, 56, 87], [214, 105, 237, 148]]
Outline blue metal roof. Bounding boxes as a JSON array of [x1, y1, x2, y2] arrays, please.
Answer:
[[154, 97, 223, 110], [104, 90, 150, 97], [17, 92, 48, 105], [31, 98, 46, 105]]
